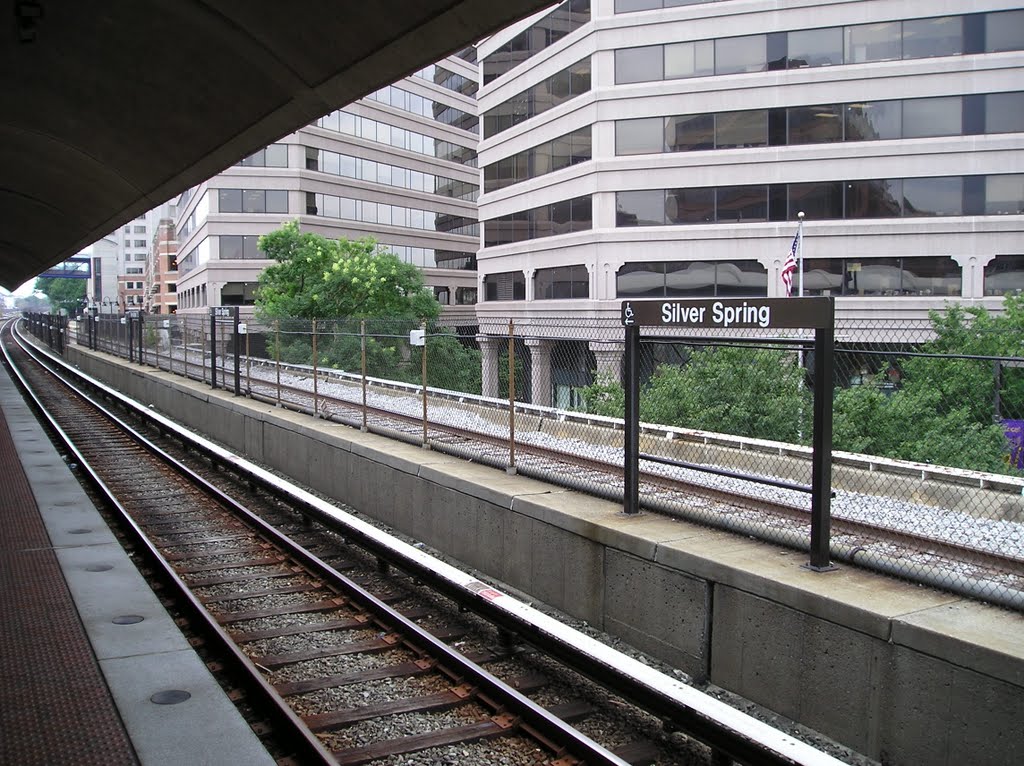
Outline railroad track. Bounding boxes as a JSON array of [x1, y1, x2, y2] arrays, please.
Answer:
[[6, 322, 849, 765], [232, 359, 1024, 598], [70, 331, 1024, 605]]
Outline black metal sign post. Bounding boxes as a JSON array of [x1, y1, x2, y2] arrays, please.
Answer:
[[231, 307, 241, 396], [624, 324, 641, 515], [126, 307, 142, 362], [209, 308, 218, 389], [126, 310, 143, 364], [621, 297, 836, 570], [209, 307, 238, 392]]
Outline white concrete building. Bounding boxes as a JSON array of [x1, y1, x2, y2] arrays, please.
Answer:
[[172, 50, 481, 322], [475, 0, 1024, 404]]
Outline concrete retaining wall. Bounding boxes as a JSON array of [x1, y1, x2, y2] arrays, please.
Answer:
[[68, 348, 1024, 766]]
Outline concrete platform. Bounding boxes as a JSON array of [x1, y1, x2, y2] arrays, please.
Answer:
[[66, 344, 1024, 766], [0, 360, 275, 766]]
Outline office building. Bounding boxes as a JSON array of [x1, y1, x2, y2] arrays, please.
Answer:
[[172, 49, 481, 322], [475, 0, 1024, 404]]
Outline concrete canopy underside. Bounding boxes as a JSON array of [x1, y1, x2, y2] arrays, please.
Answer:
[[0, 0, 549, 291]]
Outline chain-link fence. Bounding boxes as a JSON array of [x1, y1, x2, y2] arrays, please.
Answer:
[[52, 306, 1024, 610]]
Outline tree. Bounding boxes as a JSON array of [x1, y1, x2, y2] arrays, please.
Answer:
[[640, 346, 810, 442], [15, 293, 50, 312], [33, 277, 85, 315], [832, 293, 1024, 473], [255, 221, 440, 321], [578, 373, 625, 418]]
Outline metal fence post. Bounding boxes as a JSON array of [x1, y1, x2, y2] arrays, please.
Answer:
[[623, 324, 640, 515], [275, 320, 281, 406], [209, 309, 217, 389], [201, 321, 207, 385], [245, 325, 251, 396], [311, 320, 319, 416], [807, 324, 836, 570], [421, 320, 428, 447], [508, 319, 516, 473], [232, 306, 241, 396], [360, 319, 367, 432]]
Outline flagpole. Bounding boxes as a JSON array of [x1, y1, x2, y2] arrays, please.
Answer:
[[797, 210, 805, 298]]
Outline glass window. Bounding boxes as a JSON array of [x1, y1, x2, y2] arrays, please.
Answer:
[[787, 27, 843, 68], [569, 58, 592, 96], [715, 261, 769, 297], [903, 177, 963, 216], [218, 189, 242, 213], [666, 187, 714, 223], [244, 190, 266, 213], [570, 128, 592, 164], [985, 92, 1024, 134], [845, 100, 901, 141], [905, 257, 961, 296], [455, 286, 478, 305], [666, 261, 716, 296], [616, 46, 662, 83], [716, 186, 767, 222], [665, 40, 714, 78], [800, 258, 843, 296], [220, 235, 243, 260], [616, 191, 665, 226], [264, 144, 288, 167], [484, 271, 525, 301], [845, 22, 902, 63], [305, 147, 319, 171], [322, 152, 340, 176], [617, 262, 666, 297], [535, 265, 589, 299], [984, 255, 1024, 295], [845, 179, 903, 218], [715, 35, 766, 75], [616, 0, 660, 10], [903, 16, 963, 59], [715, 110, 767, 148], [552, 133, 572, 171], [986, 175, 1024, 215], [265, 190, 288, 214], [985, 10, 1024, 53], [788, 105, 843, 144], [570, 195, 593, 232], [668, 113, 714, 152], [850, 258, 909, 296], [903, 97, 961, 138], [616, 118, 664, 155], [341, 197, 356, 219], [789, 182, 844, 220]]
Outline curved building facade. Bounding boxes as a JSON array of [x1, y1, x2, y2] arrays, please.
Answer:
[[475, 0, 1024, 344], [173, 50, 481, 320]]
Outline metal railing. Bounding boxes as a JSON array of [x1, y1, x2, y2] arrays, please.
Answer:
[[37, 306, 1024, 611]]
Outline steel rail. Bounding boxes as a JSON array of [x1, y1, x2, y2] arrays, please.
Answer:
[[5, 324, 635, 766], [20, 321, 847, 766], [1, 323, 340, 766], [253, 373, 1024, 578]]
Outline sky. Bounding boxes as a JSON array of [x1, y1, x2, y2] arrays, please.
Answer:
[[1, 280, 39, 298]]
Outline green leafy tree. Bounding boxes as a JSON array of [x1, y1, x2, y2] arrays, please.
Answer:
[[578, 373, 625, 418], [641, 346, 810, 442], [415, 333, 482, 395], [16, 293, 50, 312], [833, 293, 1024, 473], [255, 221, 440, 321], [33, 277, 85, 315]]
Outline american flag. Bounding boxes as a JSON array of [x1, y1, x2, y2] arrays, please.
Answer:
[[781, 229, 800, 297]]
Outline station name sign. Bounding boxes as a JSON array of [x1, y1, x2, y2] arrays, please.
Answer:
[[211, 306, 237, 318], [621, 297, 832, 330]]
